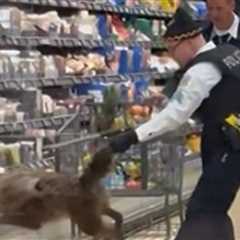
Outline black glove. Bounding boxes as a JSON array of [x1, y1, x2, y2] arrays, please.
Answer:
[[106, 128, 139, 153]]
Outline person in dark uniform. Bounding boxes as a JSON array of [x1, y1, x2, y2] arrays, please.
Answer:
[[99, 7, 240, 240], [203, 0, 240, 45], [236, 0, 240, 15]]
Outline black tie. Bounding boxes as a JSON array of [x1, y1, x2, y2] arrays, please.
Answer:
[[212, 33, 233, 45]]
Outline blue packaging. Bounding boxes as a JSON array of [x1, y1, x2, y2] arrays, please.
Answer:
[[118, 49, 129, 74], [108, 0, 126, 5], [71, 82, 107, 103], [131, 45, 143, 73], [189, 1, 207, 20], [134, 77, 149, 103], [97, 14, 110, 39]]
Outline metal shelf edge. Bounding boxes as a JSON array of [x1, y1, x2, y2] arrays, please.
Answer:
[[0, 114, 74, 134], [0, 71, 173, 90], [1, 0, 173, 19]]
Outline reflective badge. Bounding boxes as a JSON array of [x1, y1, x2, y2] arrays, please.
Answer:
[[222, 113, 240, 151], [225, 113, 240, 132], [223, 50, 240, 69]]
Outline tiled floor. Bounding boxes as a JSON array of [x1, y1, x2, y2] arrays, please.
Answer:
[[2, 197, 240, 240], [128, 191, 240, 240], [0, 217, 180, 240], [126, 217, 180, 240], [2, 204, 240, 240]]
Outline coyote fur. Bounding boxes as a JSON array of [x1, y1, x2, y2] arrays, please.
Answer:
[[0, 146, 123, 239]]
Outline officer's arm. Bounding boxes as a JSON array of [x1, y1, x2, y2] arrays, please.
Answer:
[[135, 62, 222, 142]]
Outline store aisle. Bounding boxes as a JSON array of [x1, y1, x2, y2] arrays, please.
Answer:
[[128, 189, 240, 240], [0, 210, 179, 240]]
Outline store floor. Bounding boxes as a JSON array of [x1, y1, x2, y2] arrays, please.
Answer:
[[0, 160, 240, 240], [230, 191, 240, 240], [0, 160, 201, 240], [126, 217, 180, 240], [129, 191, 240, 240], [1, 158, 240, 239]]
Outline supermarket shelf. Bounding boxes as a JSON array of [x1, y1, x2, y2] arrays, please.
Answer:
[[0, 114, 74, 134], [0, 70, 173, 90], [0, 34, 166, 50], [0, 34, 105, 49], [108, 39, 156, 49], [0, 0, 173, 20]]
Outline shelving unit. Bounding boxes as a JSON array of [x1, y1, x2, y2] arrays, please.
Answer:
[[0, 34, 164, 50], [0, 0, 173, 142], [0, 34, 105, 49], [0, 70, 173, 90], [0, 0, 176, 171], [0, 113, 74, 134], [0, 0, 170, 51], [0, 0, 173, 19]]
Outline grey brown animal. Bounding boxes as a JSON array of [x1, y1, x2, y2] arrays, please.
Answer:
[[0, 146, 123, 239]]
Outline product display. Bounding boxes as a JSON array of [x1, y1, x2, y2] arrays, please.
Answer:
[[0, 50, 106, 79], [0, 49, 171, 81], [0, 0, 193, 174], [0, 5, 171, 49]]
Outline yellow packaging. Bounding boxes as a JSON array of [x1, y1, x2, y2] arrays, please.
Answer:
[[160, 0, 180, 12], [186, 134, 201, 153], [225, 114, 240, 132], [139, 0, 179, 12]]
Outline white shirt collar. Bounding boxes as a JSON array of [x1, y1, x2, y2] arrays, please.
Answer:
[[212, 13, 239, 38], [195, 41, 216, 56]]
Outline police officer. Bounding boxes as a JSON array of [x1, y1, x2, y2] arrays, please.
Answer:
[[203, 0, 240, 45], [100, 7, 240, 240], [236, 0, 240, 15]]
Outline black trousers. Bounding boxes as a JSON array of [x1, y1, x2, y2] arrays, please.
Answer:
[[175, 151, 240, 240]]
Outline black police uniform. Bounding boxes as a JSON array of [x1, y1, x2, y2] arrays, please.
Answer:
[[203, 22, 240, 45], [173, 44, 240, 219], [236, 1, 240, 16]]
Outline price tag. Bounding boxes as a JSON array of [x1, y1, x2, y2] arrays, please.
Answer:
[[40, 38, 50, 45]]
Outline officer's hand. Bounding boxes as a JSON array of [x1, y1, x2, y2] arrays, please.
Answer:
[[104, 128, 139, 153]]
